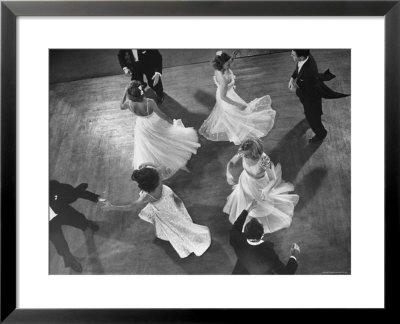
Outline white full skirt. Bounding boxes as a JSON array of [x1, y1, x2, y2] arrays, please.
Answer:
[[199, 87, 276, 145], [223, 163, 299, 234], [139, 185, 211, 258], [133, 114, 200, 179]]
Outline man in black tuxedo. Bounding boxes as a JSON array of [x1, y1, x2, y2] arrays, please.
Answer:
[[117, 49, 164, 103], [49, 180, 104, 273], [230, 200, 300, 274], [289, 49, 350, 143]]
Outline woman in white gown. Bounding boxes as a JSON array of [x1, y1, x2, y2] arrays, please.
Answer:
[[121, 81, 200, 179], [199, 50, 276, 145], [102, 164, 211, 258], [223, 138, 299, 234]]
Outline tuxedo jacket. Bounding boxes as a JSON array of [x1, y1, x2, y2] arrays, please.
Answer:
[[229, 210, 298, 274], [49, 180, 99, 215], [291, 55, 350, 102], [117, 49, 162, 77]]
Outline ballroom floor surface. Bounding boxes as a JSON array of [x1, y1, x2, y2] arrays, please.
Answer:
[[49, 49, 351, 274]]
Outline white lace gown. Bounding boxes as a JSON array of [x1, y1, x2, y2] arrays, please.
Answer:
[[131, 99, 200, 179], [199, 70, 276, 145], [138, 185, 211, 258], [223, 153, 299, 234]]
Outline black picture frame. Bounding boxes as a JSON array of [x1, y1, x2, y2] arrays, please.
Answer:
[[1, 0, 399, 322]]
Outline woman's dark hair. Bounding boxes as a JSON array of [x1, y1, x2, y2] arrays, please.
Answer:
[[293, 49, 310, 58], [244, 218, 264, 241], [131, 167, 160, 192], [211, 51, 232, 71], [127, 80, 145, 102], [238, 138, 264, 159]]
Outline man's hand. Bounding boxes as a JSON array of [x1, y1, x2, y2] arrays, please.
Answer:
[[246, 199, 257, 212], [288, 78, 294, 90], [152, 73, 161, 86], [123, 67, 132, 76], [288, 78, 298, 92], [290, 243, 301, 259]]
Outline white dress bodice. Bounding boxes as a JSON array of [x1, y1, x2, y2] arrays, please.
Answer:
[[213, 69, 236, 88], [242, 153, 271, 179]]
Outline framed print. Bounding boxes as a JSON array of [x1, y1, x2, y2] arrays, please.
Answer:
[[1, 0, 399, 322]]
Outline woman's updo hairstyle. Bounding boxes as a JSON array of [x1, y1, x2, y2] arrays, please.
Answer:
[[211, 51, 231, 71], [238, 138, 264, 159], [127, 80, 145, 102], [131, 167, 160, 192]]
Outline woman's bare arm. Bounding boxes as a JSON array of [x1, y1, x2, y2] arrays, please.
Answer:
[[226, 153, 242, 185], [120, 87, 130, 110], [101, 192, 150, 212]]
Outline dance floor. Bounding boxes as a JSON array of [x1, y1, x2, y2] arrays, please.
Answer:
[[49, 49, 351, 274]]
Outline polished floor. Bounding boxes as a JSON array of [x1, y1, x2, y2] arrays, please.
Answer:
[[49, 49, 351, 274]]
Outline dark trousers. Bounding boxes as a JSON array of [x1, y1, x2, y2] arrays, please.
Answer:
[[301, 96, 327, 138], [49, 206, 90, 265], [232, 261, 250, 274], [145, 70, 163, 98], [131, 69, 164, 98]]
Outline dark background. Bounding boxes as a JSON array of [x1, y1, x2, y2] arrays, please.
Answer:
[[49, 49, 288, 83]]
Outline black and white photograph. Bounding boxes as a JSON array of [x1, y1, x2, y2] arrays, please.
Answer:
[[49, 48, 351, 275], [3, 0, 396, 317]]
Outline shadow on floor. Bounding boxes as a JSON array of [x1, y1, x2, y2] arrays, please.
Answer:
[[91, 211, 140, 242], [295, 167, 328, 214], [187, 203, 232, 234], [169, 141, 228, 192], [270, 119, 322, 182], [152, 238, 233, 275], [158, 92, 208, 130], [194, 89, 216, 114], [84, 230, 106, 274]]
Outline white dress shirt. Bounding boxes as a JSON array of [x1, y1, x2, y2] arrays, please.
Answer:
[[131, 49, 139, 62], [297, 56, 309, 73], [49, 207, 57, 221]]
